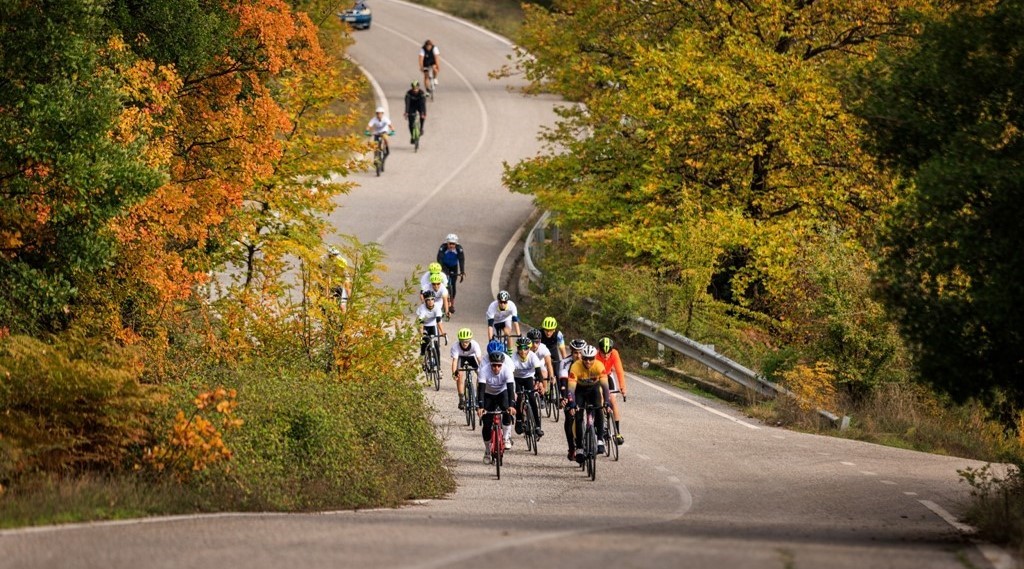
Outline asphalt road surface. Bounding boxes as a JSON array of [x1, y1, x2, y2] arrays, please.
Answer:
[[0, 2, 1007, 568]]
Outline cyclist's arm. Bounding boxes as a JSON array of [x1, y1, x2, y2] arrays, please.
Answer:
[[611, 350, 627, 394], [503, 369, 515, 410]]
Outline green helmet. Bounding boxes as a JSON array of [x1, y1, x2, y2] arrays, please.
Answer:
[[598, 336, 613, 354], [428, 262, 442, 274], [516, 337, 532, 351], [542, 316, 557, 330], [457, 328, 473, 341], [429, 273, 443, 284]]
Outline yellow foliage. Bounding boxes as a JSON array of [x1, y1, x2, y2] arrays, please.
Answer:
[[144, 387, 242, 482], [782, 361, 838, 412]]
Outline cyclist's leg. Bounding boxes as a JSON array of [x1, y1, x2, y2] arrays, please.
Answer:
[[408, 112, 417, 139], [573, 388, 585, 451]]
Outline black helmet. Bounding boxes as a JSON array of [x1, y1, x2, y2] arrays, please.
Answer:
[[422, 290, 436, 300], [569, 338, 587, 351], [598, 337, 613, 354], [526, 328, 542, 341], [497, 290, 511, 302], [516, 337, 532, 351], [488, 351, 505, 364]]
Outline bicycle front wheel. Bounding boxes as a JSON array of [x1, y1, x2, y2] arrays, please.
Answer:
[[587, 426, 598, 481], [610, 418, 620, 461]]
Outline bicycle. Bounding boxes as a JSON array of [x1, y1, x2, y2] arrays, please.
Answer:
[[422, 332, 446, 391], [460, 362, 478, 430], [442, 265, 461, 307], [602, 403, 621, 461], [515, 383, 541, 456], [545, 376, 560, 422], [365, 130, 394, 176], [580, 402, 601, 481], [484, 410, 505, 479], [492, 329, 520, 356], [408, 111, 422, 152], [422, 66, 437, 99]]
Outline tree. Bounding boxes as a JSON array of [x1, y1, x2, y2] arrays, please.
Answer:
[[860, 0, 1024, 413]]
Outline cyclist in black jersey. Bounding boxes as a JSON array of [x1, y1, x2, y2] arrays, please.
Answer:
[[404, 81, 427, 143]]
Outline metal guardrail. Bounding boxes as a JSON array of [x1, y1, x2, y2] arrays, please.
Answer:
[[523, 212, 849, 429]]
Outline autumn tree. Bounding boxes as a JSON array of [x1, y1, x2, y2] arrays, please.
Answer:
[[859, 0, 1024, 413], [503, 0, 945, 391]]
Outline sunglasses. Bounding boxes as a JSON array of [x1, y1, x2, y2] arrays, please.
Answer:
[[489, 363, 503, 368], [582, 357, 595, 362]]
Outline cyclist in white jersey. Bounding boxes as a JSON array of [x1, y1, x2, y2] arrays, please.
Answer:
[[526, 328, 554, 398], [477, 351, 516, 460], [419, 262, 449, 292], [450, 328, 482, 410], [415, 291, 445, 356], [485, 290, 520, 352], [421, 273, 451, 317], [511, 337, 546, 439], [367, 107, 392, 155]]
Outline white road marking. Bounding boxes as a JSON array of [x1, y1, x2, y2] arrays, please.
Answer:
[[667, 476, 681, 483], [772, 435, 786, 439], [880, 480, 897, 485], [637, 454, 651, 461], [841, 461, 856, 466], [903, 491, 918, 496], [628, 374, 761, 430], [860, 471, 877, 476], [655, 465, 669, 472], [919, 500, 976, 534], [976, 544, 1018, 569]]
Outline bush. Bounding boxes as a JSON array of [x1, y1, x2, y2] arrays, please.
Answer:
[[0, 333, 156, 480]]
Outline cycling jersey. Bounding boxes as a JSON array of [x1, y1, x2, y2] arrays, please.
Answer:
[[451, 339, 482, 363], [423, 283, 450, 304], [415, 302, 443, 327], [437, 242, 464, 272], [485, 299, 518, 326], [478, 361, 514, 398], [510, 351, 544, 379], [540, 329, 565, 363], [596, 348, 626, 392], [367, 115, 391, 135], [420, 45, 439, 68], [568, 359, 607, 389]]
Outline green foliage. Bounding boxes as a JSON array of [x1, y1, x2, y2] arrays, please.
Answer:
[[0, 334, 156, 480], [0, 0, 165, 333], [960, 464, 1024, 550], [859, 0, 1024, 413]]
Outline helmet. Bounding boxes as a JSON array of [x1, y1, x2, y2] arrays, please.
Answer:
[[497, 290, 510, 302], [486, 340, 505, 355], [457, 328, 473, 341], [445, 233, 458, 244], [569, 338, 587, 351], [422, 290, 436, 301], [598, 337, 613, 354], [542, 316, 558, 330], [375, 106, 385, 114], [488, 351, 505, 364], [526, 328, 542, 341], [428, 262, 442, 274], [516, 337, 532, 351], [581, 345, 598, 359], [429, 273, 443, 284], [411, 80, 420, 88]]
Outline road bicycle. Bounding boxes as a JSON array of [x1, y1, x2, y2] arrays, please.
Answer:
[[545, 376, 560, 422], [580, 402, 601, 481], [515, 382, 541, 456], [460, 362, 478, 430], [492, 328, 520, 356], [365, 130, 394, 176], [408, 111, 422, 152], [483, 409, 505, 479], [422, 332, 446, 391], [422, 66, 437, 99], [602, 403, 621, 461]]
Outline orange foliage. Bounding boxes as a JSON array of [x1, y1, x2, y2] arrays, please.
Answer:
[[143, 387, 242, 481]]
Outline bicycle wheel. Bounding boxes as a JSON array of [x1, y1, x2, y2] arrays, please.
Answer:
[[523, 402, 535, 454], [431, 343, 441, 391], [587, 425, 598, 481], [610, 417, 620, 462], [493, 428, 502, 480], [413, 123, 420, 152], [602, 409, 612, 458], [374, 149, 382, 176]]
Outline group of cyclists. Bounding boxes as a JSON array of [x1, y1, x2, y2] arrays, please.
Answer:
[[365, 39, 441, 157], [414, 244, 629, 467]]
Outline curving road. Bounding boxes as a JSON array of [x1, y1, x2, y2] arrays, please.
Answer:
[[0, 2, 1005, 568]]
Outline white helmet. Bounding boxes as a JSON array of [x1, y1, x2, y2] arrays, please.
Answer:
[[375, 106, 385, 114], [446, 233, 458, 244]]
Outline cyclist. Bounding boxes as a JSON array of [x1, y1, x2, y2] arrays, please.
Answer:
[[416, 290, 445, 357], [527, 328, 554, 400], [487, 338, 513, 368], [422, 273, 451, 317], [403, 81, 428, 144], [596, 336, 626, 445], [419, 39, 440, 93], [539, 316, 567, 385], [367, 106, 392, 156], [567, 344, 610, 462], [323, 246, 350, 313], [561, 338, 587, 461], [485, 290, 520, 352], [510, 337, 546, 439], [477, 350, 516, 460], [436, 234, 464, 313], [450, 328, 481, 410], [419, 262, 449, 292]]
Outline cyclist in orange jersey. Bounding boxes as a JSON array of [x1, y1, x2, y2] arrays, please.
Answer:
[[595, 336, 626, 445]]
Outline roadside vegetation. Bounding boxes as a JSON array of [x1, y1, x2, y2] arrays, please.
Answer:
[[0, 0, 451, 528], [497, 0, 1023, 552]]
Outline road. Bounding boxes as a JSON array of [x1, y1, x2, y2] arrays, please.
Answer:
[[0, 1, 1005, 568]]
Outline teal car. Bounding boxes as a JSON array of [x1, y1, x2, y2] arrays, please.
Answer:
[[338, 2, 372, 30]]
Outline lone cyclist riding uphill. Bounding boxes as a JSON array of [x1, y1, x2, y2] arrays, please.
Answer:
[[419, 39, 440, 95]]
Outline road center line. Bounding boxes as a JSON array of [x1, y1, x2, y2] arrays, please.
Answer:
[[628, 374, 761, 430]]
